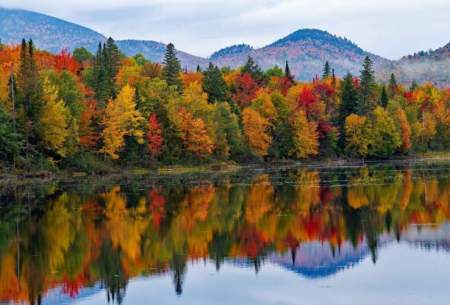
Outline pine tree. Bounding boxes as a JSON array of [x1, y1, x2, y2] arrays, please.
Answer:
[[380, 86, 389, 107], [285, 60, 295, 82], [17, 39, 42, 127], [92, 39, 121, 105], [338, 73, 358, 148], [388, 73, 397, 97], [358, 56, 376, 115], [196, 64, 201, 72], [322, 61, 331, 79], [202, 63, 228, 103], [410, 80, 418, 91], [105, 37, 121, 79], [339, 74, 358, 122], [242, 56, 265, 84], [163, 43, 183, 93]]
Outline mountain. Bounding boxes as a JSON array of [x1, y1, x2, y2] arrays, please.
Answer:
[[210, 44, 254, 60], [1, 8, 448, 85], [116, 40, 207, 70], [0, 7, 206, 70], [0, 7, 105, 52], [211, 29, 390, 81], [379, 42, 450, 87]]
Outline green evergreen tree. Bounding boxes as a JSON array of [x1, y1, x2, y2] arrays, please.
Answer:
[[241, 56, 265, 84], [91, 39, 121, 105], [357, 56, 377, 115], [410, 79, 418, 91], [202, 63, 228, 103], [322, 61, 331, 79], [93, 43, 109, 105], [338, 73, 358, 149], [285, 60, 295, 82], [380, 86, 389, 107], [17, 39, 42, 130], [0, 104, 22, 162], [388, 73, 397, 97], [196, 64, 201, 72], [162, 43, 183, 93]]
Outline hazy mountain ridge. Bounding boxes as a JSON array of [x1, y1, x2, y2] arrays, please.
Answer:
[[116, 39, 208, 70], [0, 7, 105, 52], [1, 7, 448, 85], [378, 42, 450, 87]]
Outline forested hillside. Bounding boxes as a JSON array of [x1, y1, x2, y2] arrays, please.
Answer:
[[0, 38, 448, 173]]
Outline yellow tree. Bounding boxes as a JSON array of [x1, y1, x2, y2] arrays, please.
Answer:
[[290, 110, 319, 159], [345, 114, 369, 157], [172, 108, 215, 157], [242, 107, 272, 157], [40, 78, 70, 156], [395, 108, 412, 153], [101, 85, 144, 159]]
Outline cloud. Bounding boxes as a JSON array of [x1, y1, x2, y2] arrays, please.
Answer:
[[2, 0, 449, 59]]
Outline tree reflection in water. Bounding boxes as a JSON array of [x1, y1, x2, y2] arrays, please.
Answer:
[[0, 163, 449, 304]]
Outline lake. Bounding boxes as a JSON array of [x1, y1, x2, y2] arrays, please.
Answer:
[[0, 160, 449, 305]]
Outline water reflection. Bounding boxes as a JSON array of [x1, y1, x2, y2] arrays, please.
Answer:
[[0, 163, 449, 304]]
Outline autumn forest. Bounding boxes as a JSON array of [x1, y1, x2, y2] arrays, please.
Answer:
[[0, 38, 448, 172]]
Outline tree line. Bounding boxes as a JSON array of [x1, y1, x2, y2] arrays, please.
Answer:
[[0, 38, 449, 171]]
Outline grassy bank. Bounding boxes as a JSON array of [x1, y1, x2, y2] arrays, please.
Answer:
[[1, 152, 450, 186]]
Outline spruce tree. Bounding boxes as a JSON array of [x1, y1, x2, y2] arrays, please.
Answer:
[[17, 39, 41, 122], [380, 86, 389, 107], [202, 63, 228, 103], [92, 38, 121, 105], [105, 37, 121, 78], [338, 73, 358, 150], [163, 43, 183, 92], [388, 73, 397, 97], [93, 43, 109, 105], [196, 64, 201, 72], [410, 79, 418, 91], [285, 60, 295, 82], [242, 56, 265, 84], [339, 73, 358, 127], [322, 61, 331, 79], [358, 56, 376, 115]]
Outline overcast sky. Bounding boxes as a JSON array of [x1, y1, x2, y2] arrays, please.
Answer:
[[2, 0, 449, 59]]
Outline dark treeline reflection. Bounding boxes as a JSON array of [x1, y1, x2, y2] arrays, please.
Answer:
[[0, 164, 449, 304]]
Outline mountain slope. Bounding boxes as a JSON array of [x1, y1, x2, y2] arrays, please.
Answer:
[[379, 42, 450, 87], [0, 7, 105, 52], [1, 8, 448, 86], [211, 29, 390, 81], [0, 8, 207, 70], [117, 40, 207, 70]]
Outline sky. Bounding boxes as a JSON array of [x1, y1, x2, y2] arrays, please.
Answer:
[[1, 0, 449, 59]]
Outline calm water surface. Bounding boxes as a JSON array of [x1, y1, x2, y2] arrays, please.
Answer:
[[1, 161, 450, 305]]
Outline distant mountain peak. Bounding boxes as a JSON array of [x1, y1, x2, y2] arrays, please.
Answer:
[[267, 28, 364, 53], [0, 7, 105, 52], [210, 44, 254, 60]]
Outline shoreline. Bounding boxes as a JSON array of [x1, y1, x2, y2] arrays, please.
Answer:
[[1, 153, 450, 186]]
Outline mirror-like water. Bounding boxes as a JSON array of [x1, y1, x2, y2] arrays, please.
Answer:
[[0, 161, 449, 305]]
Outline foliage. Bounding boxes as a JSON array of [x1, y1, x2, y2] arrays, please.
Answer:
[[242, 108, 272, 157], [0, 40, 448, 169], [39, 78, 70, 156], [100, 85, 144, 159]]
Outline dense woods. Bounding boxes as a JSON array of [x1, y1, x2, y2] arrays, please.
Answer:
[[0, 38, 449, 172]]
